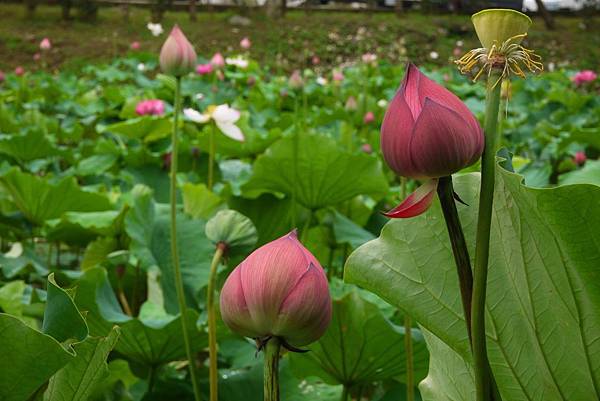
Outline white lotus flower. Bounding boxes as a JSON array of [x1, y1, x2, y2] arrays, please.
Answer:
[[225, 56, 249, 69], [316, 76, 328, 86], [5, 242, 23, 258], [184, 104, 245, 142], [429, 51, 439, 60], [147, 22, 164, 37], [377, 99, 388, 108], [137, 63, 146, 72]]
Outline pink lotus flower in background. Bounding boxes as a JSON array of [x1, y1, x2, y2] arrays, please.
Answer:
[[196, 63, 213, 75], [361, 143, 373, 154], [211, 52, 225, 68], [33, 53, 41, 61], [135, 99, 165, 116], [311, 55, 320, 65], [381, 63, 483, 218], [345, 96, 358, 111], [572, 70, 597, 86], [159, 25, 197, 76], [39, 38, 51, 51], [332, 70, 344, 83], [361, 53, 377, 63], [574, 151, 587, 166], [220, 230, 332, 347], [15, 66, 25, 76], [288, 69, 304, 89], [130, 41, 141, 50], [363, 111, 375, 124], [240, 37, 251, 50]]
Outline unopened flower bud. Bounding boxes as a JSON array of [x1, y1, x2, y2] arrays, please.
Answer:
[[159, 25, 197, 76]]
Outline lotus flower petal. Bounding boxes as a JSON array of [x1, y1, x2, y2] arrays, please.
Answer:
[[383, 179, 438, 218]]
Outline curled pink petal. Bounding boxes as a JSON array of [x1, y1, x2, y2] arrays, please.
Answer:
[[383, 179, 438, 219]]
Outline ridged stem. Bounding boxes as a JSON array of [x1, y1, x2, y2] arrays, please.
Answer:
[[404, 315, 414, 401], [207, 243, 226, 401], [264, 337, 281, 401], [472, 71, 502, 401], [208, 123, 216, 190], [170, 76, 202, 401]]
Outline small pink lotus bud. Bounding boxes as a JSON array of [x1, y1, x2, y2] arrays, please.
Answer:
[[363, 111, 375, 124], [15, 66, 25, 76], [361, 53, 377, 64], [332, 70, 344, 83], [33, 53, 41, 62], [574, 151, 587, 166], [240, 37, 251, 50], [135, 99, 165, 116], [345, 96, 358, 111], [288, 69, 304, 89], [220, 231, 332, 347], [572, 70, 597, 86], [130, 41, 141, 50], [211, 52, 225, 68], [380, 63, 483, 218], [311, 55, 320, 65], [40, 38, 51, 51], [159, 25, 197, 76], [361, 143, 372, 154], [196, 63, 213, 75]]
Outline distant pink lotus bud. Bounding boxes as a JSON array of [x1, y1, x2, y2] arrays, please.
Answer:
[[345, 96, 358, 111], [572, 70, 597, 86], [361, 53, 377, 63], [0, 71, 5, 83], [288, 69, 304, 89], [220, 231, 332, 347], [40, 38, 51, 51], [159, 25, 197, 76], [211, 52, 225, 68], [332, 70, 344, 83], [363, 111, 375, 124], [574, 151, 587, 166], [135, 99, 165, 116], [196, 63, 213, 75], [130, 41, 141, 50], [380, 63, 483, 218], [240, 37, 251, 50], [33, 53, 41, 61], [311, 55, 320, 65], [361, 143, 372, 154], [15, 66, 25, 76], [453, 47, 462, 57]]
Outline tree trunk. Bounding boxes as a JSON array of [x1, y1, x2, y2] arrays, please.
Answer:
[[395, 0, 403, 16], [189, 0, 197, 21], [61, 0, 72, 20], [121, 2, 130, 21], [265, 0, 280, 17], [534, 0, 555, 29], [25, 0, 37, 18], [280, 0, 286, 17]]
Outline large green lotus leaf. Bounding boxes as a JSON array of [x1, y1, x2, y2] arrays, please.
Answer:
[[290, 290, 429, 386], [0, 168, 112, 225], [125, 185, 214, 313], [242, 132, 389, 209], [74, 268, 207, 366], [0, 314, 75, 401], [0, 245, 48, 278], [45, 210, 121, 246], [0, 130, 58, 162], [182, 182, 223, 219], [44, 326, 120, 401], [42, 273, 88, 343], [558, 160, 600, 186], [345, 168, 600, 401], [100, 116, 172, 142]]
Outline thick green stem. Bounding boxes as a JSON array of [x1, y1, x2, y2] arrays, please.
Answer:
[[264, 337, 281, 401], [404, 315, 414, 401], [340, 385, 349, 401], [437, 175, 474, 343], [472, 71, 502, 401], [170, 77, 202, 401], [207, 243, 226, 401], [208, 123, 216, 190]]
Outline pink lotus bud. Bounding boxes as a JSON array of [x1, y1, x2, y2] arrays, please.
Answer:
[[381, 63, 483, 180], [363, 111, 375, 124], [33, 53, 41, 62], [311, 55, 320, 65], [196, 63, 213, 75], [361, 143, 372, 154], [40, 38, 51, 51], [288, 69, 304, 89], [135, 99, 165, 116], [572, 70, 597, 86], [220, 231, 332, 347], [452, 47, 462, 57], [130, 41, 141, 50], [332, 70, 344, 83], [380, 64, 483, 218], [240, 37, 251, 50], [159, 25, 197, 76], [345, 96, 358, 111], [15, 66, 25, 76], [211, 52, 225, 68], [361, 53, 377, 63], [574, 151, 587, 166]]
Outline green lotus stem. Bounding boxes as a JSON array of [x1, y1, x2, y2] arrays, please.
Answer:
[[404, 315, 414, 401], [436, 175, 474, 343], [208, 123, 216, 190], [340, 385, 349, 401], [207, 243, 226, 401], [170, 76, 202, 401], [264, 337, 281, 401], [472, 71, 502, 401]]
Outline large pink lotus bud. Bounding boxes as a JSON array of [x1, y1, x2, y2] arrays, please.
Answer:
[[380, 63, 483, 218], [159, 25, 197, 76], [40, 38, 51, 51], [210, 52, 225, 68], [220, 231, 331, 347]]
